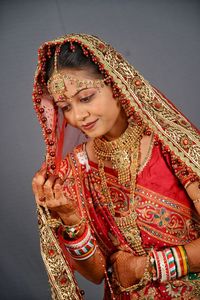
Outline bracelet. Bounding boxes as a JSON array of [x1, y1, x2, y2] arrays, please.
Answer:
[[171, 247, 182, 277], [164, 248, 176, 279], [181, 245, 190, 273], [62, 218, 86, 239], [152, 246, 189, 282], [64, 225, 97, 261], [151, 250, 161, 281], [157, 250, 169, 282], [118, 255, 152, 292], [177, 246, 189, 276], [149, 251, 158, 281]]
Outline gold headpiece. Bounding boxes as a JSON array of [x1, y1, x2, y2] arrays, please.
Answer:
[[47, 46, 106, 95], [47, 73, 106, 95]]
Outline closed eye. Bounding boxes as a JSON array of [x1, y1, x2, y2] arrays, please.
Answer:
[[80, 93, 95, 103]]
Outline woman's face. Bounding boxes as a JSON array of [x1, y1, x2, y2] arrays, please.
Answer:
[[49, 69, 127, 140]]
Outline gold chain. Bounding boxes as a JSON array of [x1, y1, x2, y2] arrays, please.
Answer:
[[93, 123, 146, 255]]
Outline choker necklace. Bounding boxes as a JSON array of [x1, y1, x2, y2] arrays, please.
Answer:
[[93, 122, 144, 185]]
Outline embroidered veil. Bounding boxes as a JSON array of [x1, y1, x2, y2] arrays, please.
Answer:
[[32, 34, 200, 299]]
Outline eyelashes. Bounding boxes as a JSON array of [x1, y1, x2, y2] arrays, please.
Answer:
[[61, 93, 95, 112], [62, 105, 71, 112], [80, 93, 95, 102]]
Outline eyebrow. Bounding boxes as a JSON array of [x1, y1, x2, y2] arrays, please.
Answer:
[[55, 87, 90, 103]]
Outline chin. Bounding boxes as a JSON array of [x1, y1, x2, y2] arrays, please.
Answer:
[[84, 130, 104, 139]]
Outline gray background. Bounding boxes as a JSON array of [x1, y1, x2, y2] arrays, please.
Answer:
[[1, 0, 199, 299]]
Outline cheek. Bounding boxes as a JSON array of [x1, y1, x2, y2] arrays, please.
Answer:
[[107, 99, 120, 115], [63, 112, 75, 126], [97, 93, 118, 115]]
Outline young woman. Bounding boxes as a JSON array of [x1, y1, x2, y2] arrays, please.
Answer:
[[32, 34, 200, 299]]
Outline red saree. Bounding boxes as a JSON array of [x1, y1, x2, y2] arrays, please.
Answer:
[[56, 135, 200, 299]]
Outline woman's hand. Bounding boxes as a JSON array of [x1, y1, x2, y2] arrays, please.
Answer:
[[32, 165, 81, 225], [110, 251, 147, 288]]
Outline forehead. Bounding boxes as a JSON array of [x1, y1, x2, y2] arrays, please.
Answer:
[[47, 69, 103, 97]]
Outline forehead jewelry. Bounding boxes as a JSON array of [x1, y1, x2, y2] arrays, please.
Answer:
[[47, 47, 106, 95], [48, 73, 106, 96]]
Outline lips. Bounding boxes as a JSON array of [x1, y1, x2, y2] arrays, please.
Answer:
[[82, 119, 98, 130]]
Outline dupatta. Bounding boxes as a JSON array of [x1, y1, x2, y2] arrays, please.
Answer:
[[32, 34, 200, 299]]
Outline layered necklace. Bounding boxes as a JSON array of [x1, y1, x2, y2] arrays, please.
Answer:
[[93, 121, 144, 205], [93, 121, 146, 255]]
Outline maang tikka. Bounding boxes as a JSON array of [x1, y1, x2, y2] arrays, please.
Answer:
[[47, 44, 106, 97]]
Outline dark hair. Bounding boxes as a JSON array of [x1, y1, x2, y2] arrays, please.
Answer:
[[45, 43, 102, 82]]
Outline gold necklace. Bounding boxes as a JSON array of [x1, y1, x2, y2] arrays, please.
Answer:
[[93, 122, 144, 185], [93, 122, 146, 255]]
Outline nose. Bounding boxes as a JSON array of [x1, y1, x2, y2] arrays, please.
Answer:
[[73, 103, 89, 122]]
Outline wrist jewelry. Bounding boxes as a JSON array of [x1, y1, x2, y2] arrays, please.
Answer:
[[171, 245, 189, 277], [62, 218, 86, 239], [63, 225, 97, 260], [151, 246, 189, 282]]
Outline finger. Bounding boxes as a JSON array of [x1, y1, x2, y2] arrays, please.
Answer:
[[43, 175, 57, 202], [54, 178, 64, 201], [36, 197, 46, 207], [32, 168, 46, 191], [32, 168, 47, 203]]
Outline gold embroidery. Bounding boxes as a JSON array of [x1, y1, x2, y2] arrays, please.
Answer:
[[38, 206, 83, 300], [138, 133, 154, 174]]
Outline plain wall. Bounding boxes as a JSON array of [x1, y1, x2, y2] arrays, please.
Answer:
[[0, 0, 199, 299]]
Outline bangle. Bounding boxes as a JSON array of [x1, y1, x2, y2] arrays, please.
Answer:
[[157, 250, 169, 282], [164, 248, 176, 279], [177, 246, 189, 276], [171, 246, 189, 278], [150, 246, 189, 283], [62, 218, 86, 239], [171, 247, 182, 277], [182, 245, 190, 273], [64, 225, 97, 261], [149, 251, 157, 281], [151, 249, 161, 281], [151, 248, 177, 282]]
